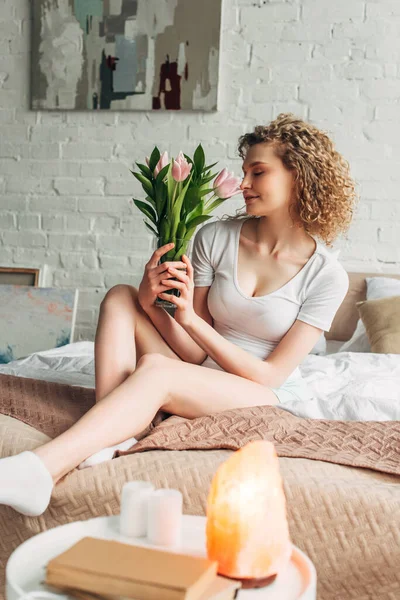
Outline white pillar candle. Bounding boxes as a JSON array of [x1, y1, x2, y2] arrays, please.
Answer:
[[120, 480, 155, 538], [147, 489, 183, 547]]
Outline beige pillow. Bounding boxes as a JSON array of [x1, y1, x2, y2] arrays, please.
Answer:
[[357, 295, 400, 354]]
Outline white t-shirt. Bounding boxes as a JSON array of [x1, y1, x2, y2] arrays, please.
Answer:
[[191, 217, 349, 382]]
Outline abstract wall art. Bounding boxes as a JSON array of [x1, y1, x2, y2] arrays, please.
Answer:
[[31, 0, 223, 111], [0, 286, 79, 363]]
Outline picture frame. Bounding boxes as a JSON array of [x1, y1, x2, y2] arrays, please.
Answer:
[[0, 267, 40, 287], [31, 0, 223, 112]]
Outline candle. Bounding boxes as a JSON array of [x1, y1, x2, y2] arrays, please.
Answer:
[[119, 480, 155, 538], [206, 441, 292, 588], [147, 489, 183, 547]]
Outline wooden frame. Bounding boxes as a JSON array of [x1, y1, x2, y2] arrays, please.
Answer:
[[0, 267, 40, 287]]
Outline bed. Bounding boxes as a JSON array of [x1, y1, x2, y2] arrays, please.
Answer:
[[0, 272, 399, 600]]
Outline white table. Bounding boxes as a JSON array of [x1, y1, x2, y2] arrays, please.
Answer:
[[6, 515, 316, 600]]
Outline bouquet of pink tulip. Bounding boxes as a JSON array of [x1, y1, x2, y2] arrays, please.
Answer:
[[131, 144, 241, 262]]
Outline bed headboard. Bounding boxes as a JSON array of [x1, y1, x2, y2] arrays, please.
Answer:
[[326, 272, 400, 341]]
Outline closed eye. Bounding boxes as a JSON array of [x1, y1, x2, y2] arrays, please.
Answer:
[[241, 171, 264, 181]]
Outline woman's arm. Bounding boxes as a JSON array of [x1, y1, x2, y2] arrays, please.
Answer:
[[143, 304, 207, 365], [183, 316, 322, 388], [261, 320, 324, 386]]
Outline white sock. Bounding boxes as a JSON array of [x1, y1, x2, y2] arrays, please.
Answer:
[[0, 451, 54, 517], [78, 436, 137, 470]]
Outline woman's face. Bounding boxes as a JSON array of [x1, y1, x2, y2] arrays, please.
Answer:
[[240, 143, 296, 217]]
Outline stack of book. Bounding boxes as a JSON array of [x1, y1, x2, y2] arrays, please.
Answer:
[[45, 537, 241, 600]]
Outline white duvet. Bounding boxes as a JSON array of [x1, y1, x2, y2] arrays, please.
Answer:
[[0, 342, 399, 421]]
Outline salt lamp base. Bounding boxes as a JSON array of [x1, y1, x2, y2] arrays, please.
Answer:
[[223, 573, 278, 589]]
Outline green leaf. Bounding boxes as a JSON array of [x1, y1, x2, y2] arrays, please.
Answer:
[[193, 144, 205, 174], [185, 215, 213, 237], [198, 187, 214, 197], [173, 173, 192, 220], [167, 161, 176, 208], [132, 172, 154, 198], [136, 163, 153, 179], [204, 198, 226, 213], [154, 164, 169, 218], [132, 199, 157, 224], [185, 201, 204, 223], [176, 221, 186, 239], [182, 187, 201, 214], [201, 171, 219, 185], [170, 172, 194, 237], [149, 147, 160, 173], [157, 185, 168, 220], [156, 163, 170, 183], [204, 161, 218, 171], [145, 195, 157, 209], [144, 220, 158, 236], [155, 164, 170, 194], [160, 214, 170, 240]]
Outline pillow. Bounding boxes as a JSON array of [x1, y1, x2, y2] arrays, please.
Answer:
[[338, 277, 400, 352], [367, 276, 400, 300], [357, 296, 400, 353], [310, 334, 327, 355], [337, 318, 370, 353]]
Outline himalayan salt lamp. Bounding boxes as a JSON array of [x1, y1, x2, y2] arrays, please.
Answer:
[[206, 440, 292, 589]]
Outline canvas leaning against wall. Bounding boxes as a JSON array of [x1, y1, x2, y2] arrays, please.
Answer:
[[0, 286, 79, 364], [31, 0, 223, 111]]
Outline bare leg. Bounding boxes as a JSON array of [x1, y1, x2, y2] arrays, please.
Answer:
[[34, 354, 172, 483], [0, 355, 278, 517], [94, 285, 182, 403], [0, 355, 172, 517], [77, 285, 184, 470], [33, 353, 278, 484]]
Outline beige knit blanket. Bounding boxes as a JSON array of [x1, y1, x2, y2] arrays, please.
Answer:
[[0, 373, 398, 476]]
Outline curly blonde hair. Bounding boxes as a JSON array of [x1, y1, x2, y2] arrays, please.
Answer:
[[220, 113, 358, 247]]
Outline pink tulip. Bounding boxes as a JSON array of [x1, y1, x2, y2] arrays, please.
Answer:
[[213, 168, 242, 199], [145, 156, 150, 167], [153, 150, 169, 177], [172, 150, 192, 182]]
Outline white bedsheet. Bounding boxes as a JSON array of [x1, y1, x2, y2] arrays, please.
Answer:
[[0, 342, 95, 388], [293, 351, 400, 421], [0, 342, 399, 421]]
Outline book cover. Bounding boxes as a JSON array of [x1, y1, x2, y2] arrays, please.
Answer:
[[60, 575, 241, 600], [46, 537, 217, 600]]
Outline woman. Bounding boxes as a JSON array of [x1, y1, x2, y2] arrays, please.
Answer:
[[0, 113, 357, 517]]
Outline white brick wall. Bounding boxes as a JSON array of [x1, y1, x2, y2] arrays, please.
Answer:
[[1, 0, 399, 341]]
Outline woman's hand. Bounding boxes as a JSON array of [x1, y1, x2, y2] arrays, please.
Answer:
[[157, 254, 197, 328], [138, 243, 187, 313]]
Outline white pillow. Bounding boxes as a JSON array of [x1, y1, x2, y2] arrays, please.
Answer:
[[367, 276, 400, 300], [338, 277, 400, 352], [310, 334, 327, 355], [338, 318, 370, 353]]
